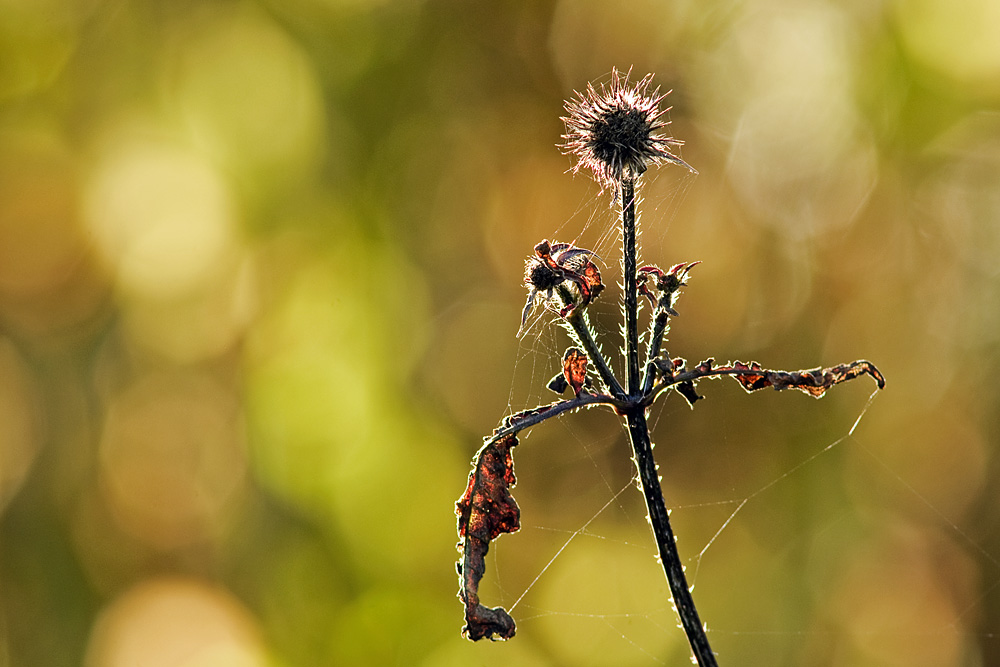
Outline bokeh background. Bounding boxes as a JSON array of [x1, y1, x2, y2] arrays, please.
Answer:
[[2, 0, 1000, 665]]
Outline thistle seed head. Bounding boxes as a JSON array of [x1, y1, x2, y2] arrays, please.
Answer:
[[559, 67, 696, 194]]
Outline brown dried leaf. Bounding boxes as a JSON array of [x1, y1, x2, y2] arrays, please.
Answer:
[[581, 260, 604, 303], [562, 347, 589, 396], [676, 380, 702, 406], [547, 348, 590, 396], [455, 433, 520, 641], [695, 358, 885, 398]]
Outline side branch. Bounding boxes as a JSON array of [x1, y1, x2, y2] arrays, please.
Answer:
[[486, 393, 623, 448], [456, 392, 622, 641], [565, 309, 626, 399], [637, 261, 698, 394], [641, 307, 671, 395], [644, 358, 886, 407]]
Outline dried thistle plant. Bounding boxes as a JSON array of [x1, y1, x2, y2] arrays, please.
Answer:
[[455, 68, 884, 665]]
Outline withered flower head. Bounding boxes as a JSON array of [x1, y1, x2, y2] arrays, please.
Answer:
[[559, 67, 696, 193], [517, 240, 603, 337]]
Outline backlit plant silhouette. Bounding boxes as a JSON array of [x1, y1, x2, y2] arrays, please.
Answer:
[[455, 68, 885, 666]]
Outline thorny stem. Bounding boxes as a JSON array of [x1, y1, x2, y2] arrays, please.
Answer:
[[641, 359, 886, 409], [565, 306, 626, 399], [485, 393, 625, 447], [642, 307, 671, 395], [625, 409, 718, 667], [642, 365, 794, 408], [643, 366, 752, 408], [621, 178, 641, 397], [620, 177, 717, 666]]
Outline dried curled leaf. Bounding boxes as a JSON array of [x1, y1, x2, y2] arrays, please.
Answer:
[[548, 347, 590, 396], [676, 380, 703, 406], [455, 432, 520, 641], [676, 358, 885, 405], [724, 359, 884, 396]]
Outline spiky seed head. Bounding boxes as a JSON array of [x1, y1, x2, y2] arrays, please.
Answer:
[[559, 67, 696, 194]]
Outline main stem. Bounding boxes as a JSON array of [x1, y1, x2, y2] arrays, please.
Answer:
[[625, 411, 716, 666], [622, 179, 640, 396], [620, 178, 717, 667]]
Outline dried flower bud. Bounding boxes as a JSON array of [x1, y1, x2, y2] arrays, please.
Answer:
[[637, 261, 700, 313], [560, 67, 696, 194]]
